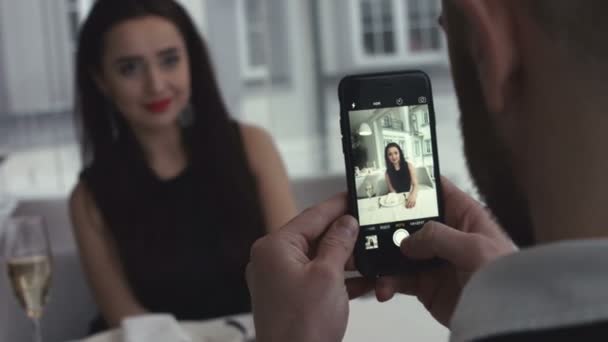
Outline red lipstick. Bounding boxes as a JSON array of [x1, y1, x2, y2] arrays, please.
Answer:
[[144, 98, 172, 113]]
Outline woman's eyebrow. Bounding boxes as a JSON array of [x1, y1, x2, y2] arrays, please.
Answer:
[[157, 47, 179, 57], [113, 55, 143, 66]]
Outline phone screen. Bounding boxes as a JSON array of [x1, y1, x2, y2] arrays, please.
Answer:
[[340, 72, 443, 275]]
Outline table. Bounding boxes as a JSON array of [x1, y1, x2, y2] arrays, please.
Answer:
[[76, 301, 449, 342], [357, 189, 439, 226], [78, 315, 254, 342]]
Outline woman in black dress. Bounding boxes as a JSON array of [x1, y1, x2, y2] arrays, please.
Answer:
[[68, 0, 296, 334], [384, 143, 419, 208]]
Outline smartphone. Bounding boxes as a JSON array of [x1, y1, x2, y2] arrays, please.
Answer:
[[338, 70, 444, 278]]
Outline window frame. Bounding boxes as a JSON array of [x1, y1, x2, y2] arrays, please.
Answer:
[[351, 0, 445, 67], [421, 109, 430, 126], [424, 139, 433, 155], [236, 0, 270, 80]]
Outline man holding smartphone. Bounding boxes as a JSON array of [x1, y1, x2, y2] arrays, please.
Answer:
[[247, 0, 608, 341]]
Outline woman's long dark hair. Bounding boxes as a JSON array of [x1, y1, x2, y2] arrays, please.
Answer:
[[75, 0, 264, 266], [76, 0, 226, 161], [385, 142, 407, 174]]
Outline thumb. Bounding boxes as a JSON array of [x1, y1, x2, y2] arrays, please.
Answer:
[[316, 215, 359, 269], [401, 221, 486, 270]]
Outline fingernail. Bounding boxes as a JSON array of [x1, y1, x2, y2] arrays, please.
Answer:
[[339, 216, 358, 237]]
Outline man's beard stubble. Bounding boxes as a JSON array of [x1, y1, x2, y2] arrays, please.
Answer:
[[445, 8, 535, 247]]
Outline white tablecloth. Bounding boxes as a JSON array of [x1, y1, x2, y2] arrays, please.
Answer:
[[358, 189, 439, 226], [77, 315, 254, 342]]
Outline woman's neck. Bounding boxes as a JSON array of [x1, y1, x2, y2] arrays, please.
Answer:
[[393, 163, 401, 171], [132, 124, 188, 180]]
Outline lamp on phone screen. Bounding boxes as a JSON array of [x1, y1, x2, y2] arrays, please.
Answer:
[[358, 123, 373, 136]]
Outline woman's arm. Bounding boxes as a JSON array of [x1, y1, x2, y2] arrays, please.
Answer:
[[69, 182, 147, 327], [241, 123, 297, 232], [406, 162, 419, 208], [385, 172, 397, 193], [408, 162, 419, 193]]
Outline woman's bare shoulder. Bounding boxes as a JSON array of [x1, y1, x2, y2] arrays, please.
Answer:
[[237, 122, 277, 158], [69, 180, 104, 231], [238, 122, 274, 146]]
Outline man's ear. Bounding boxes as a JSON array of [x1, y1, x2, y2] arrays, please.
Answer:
[[449, 0, 520, 113]]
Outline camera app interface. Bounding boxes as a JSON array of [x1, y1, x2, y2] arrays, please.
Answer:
[[349, 100, 440, 251]]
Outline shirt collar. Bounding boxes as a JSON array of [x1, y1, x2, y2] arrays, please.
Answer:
[[450, 239, 608, 342]]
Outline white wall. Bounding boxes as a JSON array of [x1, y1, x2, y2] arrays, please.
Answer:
[[240, 0, 320, 177], [0, 0, 73, 114], [176, 0, 207, 34]]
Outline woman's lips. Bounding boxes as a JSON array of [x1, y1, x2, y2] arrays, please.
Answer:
[[144, 98, 172, 113]]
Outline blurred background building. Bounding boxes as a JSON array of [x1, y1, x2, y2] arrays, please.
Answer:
[[0, 0, 475, 200]]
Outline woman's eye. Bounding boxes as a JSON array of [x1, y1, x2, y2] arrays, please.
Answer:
[[118, 61, 140, 77], [161, 54, 180, 69]]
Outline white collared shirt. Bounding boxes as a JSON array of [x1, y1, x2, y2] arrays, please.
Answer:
[[450, 239, 608, 342]]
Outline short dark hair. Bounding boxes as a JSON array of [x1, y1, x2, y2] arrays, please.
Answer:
[[528, 1, 608, 60]]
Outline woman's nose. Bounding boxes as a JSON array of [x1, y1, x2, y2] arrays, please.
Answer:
[[145, 67, 165, 95]]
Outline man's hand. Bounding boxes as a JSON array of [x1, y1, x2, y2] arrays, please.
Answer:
[[246, 194, 358, 342], [375, 177, 516, 326]]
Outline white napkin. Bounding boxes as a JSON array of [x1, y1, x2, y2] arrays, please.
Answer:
[[122, 314, 192, 342]]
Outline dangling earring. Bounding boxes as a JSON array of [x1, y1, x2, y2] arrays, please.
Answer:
[[179, 103, 194, 128], [106, 102, 120, 142]]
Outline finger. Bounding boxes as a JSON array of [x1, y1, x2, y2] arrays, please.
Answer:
[[316, 215, 359, 268], [345, 255, 357, 271], [439, 177, 486, 224], [346, 278, 375, 299], [401, 221, 485, 270], [439, 176, 467, 202], [283, 193, 349, 242], [375, 276, 418, 302]]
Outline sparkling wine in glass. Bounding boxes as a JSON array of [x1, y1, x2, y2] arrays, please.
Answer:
[[3, 216, 52, 342]]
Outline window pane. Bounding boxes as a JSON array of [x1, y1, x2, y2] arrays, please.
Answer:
[[361, 0, 373, 25], [383, 31, 395, 53], [410, 28, 422, 51], [381, 0, 394, 27], [246, 0, 262, 21], [243, 0, 268, 70], [360, 0, 395, 56], [364, 32, 376, 54], [407, 0, 441, 52], [431, 28, 441, 49], [248, 32, 266, 67]]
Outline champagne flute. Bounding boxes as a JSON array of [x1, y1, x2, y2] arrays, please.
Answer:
[[3, 216, 52, 342]]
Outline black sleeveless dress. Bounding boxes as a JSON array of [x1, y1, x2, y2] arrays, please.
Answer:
[[82, 123, 265, 333], [387, 165, 412, 193]]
